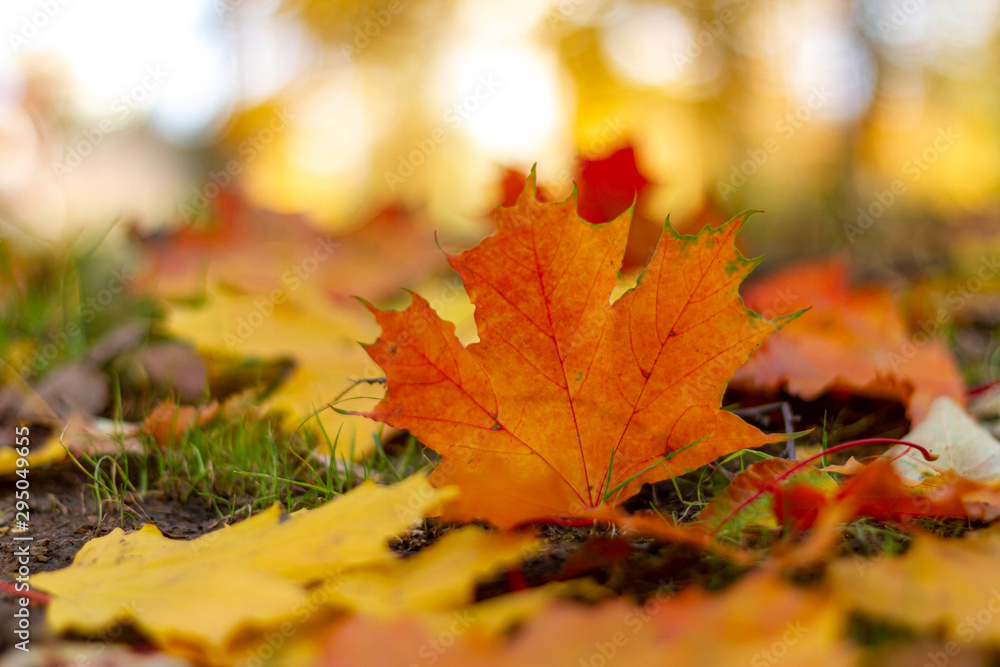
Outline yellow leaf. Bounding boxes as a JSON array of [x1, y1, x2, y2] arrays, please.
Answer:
[[32, 475, 457, 663], [0, 434, 66, 474], [830, 529, 1000, 644], [166, 278, 475, 462], [322, 527, 540, 617], [166, 285, 385, 459]]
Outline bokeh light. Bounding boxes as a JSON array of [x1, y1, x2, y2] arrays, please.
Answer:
[[0, 0, 995, 262]]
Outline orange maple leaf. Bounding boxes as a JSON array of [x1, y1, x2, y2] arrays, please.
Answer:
[[731, 259, 965, 423], [358, 172, 793, 527]]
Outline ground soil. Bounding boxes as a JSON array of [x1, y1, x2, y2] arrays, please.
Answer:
[[0, 460, 223, 652]]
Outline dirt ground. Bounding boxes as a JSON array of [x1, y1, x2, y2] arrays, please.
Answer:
[[0, 461, 223, 653]]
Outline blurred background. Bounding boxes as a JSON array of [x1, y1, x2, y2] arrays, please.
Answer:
[[0, 0, 999, 495], [1, 0, 997, 263]]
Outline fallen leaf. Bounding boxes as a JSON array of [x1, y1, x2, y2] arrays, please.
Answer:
[[111, 342, 208, 404], [319, 527, 541, 618], [290, 581, 595, 667], [782, 459, 1000, 528], [731, 259, 965, 423], [0, 322, 152, 439], [575, 145, 649, 224], [320, 569, 855, 666], [85, 321, 150, 366], [0, 414, 147, 475], [0, 431, 67, 474], [141, 401, 219, 448], [29, 361, 108, 420], [31, 475, 457, 664], [225, 527, 563, 666], [359, 172, 791, 527], [829, 529, 1000, 646], [137, 194, 446, 303], [887, 396, 1000, 482], [694, 457, 838, 539], [58, 415, 143, 456], [0, 642, 192, 667], [576, 144, 667, 272], [498, 146, 694, 273], [164, 262, 475, 460], [166, 285, 386, 459]]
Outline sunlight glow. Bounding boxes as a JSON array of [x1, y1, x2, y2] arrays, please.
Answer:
[[4, 0, 239, 141], [288, 73, 373, 177], [600, 2, 699, 87], [433, 43, 568, 164]]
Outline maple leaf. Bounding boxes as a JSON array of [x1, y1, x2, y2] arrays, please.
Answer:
[[318, 527, 541, 618], [141, 400, 219, 448], [358, 172, 793, 527], [31, 475, 457, 664], [155, 196, 473, 459], [731, 259, 965, 423], [167, 285, 388, 457], [0, 433, 66, 474], [496, 145, 720, 272]]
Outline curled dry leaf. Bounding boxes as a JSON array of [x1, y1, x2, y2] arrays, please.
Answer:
[[887, 396, 1000, 482], [359, 172, 793, 527], [112, 342, 208, 404], [1, 415, 143, 476]]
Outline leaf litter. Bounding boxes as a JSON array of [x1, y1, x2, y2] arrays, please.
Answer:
[[9, 172, 1000, 666]]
